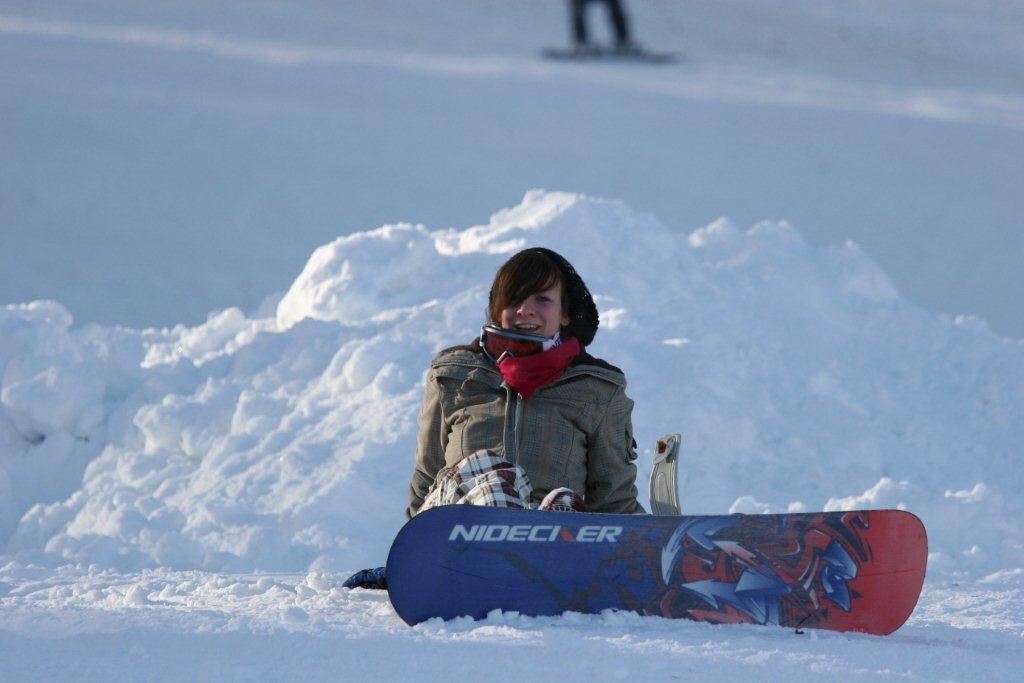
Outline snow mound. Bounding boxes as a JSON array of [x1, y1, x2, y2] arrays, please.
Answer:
[[1, 191, 1022, 576]]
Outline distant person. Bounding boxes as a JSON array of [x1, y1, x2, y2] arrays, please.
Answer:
[[570, 0, 637, 53]]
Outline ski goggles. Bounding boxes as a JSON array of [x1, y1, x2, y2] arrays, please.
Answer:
[[480, 324, 549, 363]]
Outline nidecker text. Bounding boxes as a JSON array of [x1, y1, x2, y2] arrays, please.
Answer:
[[448, 524, 623, 543]]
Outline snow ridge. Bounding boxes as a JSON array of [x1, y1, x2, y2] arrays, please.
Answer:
[[1, 191, 1022, 578]]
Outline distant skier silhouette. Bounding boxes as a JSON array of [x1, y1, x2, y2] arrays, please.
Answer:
[[569, 0, 637, 53], [544, 1, 673, 64]]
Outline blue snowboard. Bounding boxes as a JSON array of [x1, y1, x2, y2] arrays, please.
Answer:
[[386, 505, 927, 634]]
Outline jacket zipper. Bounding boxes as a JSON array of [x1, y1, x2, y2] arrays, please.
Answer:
[[503, 385, 524, 464], [513, 393, 523, 459]]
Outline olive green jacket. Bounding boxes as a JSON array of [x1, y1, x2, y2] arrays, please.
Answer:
[[406, 344, 644, 518]]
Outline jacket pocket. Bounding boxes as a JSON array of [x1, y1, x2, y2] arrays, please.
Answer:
[[441, 375, 506, 462]]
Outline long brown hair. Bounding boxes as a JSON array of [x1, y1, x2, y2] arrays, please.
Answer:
[[487, 250, 568, 325]]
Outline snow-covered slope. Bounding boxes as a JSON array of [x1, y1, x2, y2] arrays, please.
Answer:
[[2, 193, 1023, 681], [3, 0, 1024, 337], [3, 192, 1021, 579]]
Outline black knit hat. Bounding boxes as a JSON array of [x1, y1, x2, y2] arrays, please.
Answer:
[[489, 247, 600, 347]]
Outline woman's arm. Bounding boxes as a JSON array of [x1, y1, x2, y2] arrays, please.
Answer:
[[406, 370, 448, 519], [585, 386, 645, 514]]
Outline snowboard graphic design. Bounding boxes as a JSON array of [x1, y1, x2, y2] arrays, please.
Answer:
[[387, 506, 927, 634]]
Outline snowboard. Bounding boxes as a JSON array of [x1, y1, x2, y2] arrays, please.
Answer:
[[386, 505, 927, 635], [542, 46, 676, 64]]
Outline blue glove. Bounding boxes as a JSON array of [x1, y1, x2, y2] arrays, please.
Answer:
[[343, 566, 388, 590]]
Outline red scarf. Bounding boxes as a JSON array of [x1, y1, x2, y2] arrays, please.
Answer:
[[496, 337, 581, 399]]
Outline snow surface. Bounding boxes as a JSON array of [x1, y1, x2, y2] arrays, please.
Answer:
[[2, 1, 1024, 680], [2, 0, 1024, 337], [3, 190, 1024, 680]]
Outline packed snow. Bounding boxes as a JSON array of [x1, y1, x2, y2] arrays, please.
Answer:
[[3, 191, 1023, 679], [3, 1, 1024, 681]]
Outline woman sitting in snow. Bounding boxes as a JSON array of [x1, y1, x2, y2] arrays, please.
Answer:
[[344, 247, 642, 590], [407, 247, 644, 517]]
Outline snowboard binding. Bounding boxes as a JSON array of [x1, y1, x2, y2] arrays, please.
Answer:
[[649, 433, 681, 516]]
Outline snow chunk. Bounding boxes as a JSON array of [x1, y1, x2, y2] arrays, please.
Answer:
[[831, 241, 899, 301], [729, 496, 774, 514], [275, 224, 466, 329], [2, 365, 104, 439], [122, 584, 152, 606], [1, 302, 105, 440], [688, 218, 740, 249], [142, 307, 255, 367], [600, 308, 628, 331], [945, 483, 989, 503], [823, 478, 914, 511]]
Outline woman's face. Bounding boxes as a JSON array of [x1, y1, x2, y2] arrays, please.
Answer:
[[500, 284, 569, 339]]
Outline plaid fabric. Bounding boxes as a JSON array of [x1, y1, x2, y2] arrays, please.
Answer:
[[421, 450, 532, 512], [420, 450, 587, 514], [538, 487, 588, 513]]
